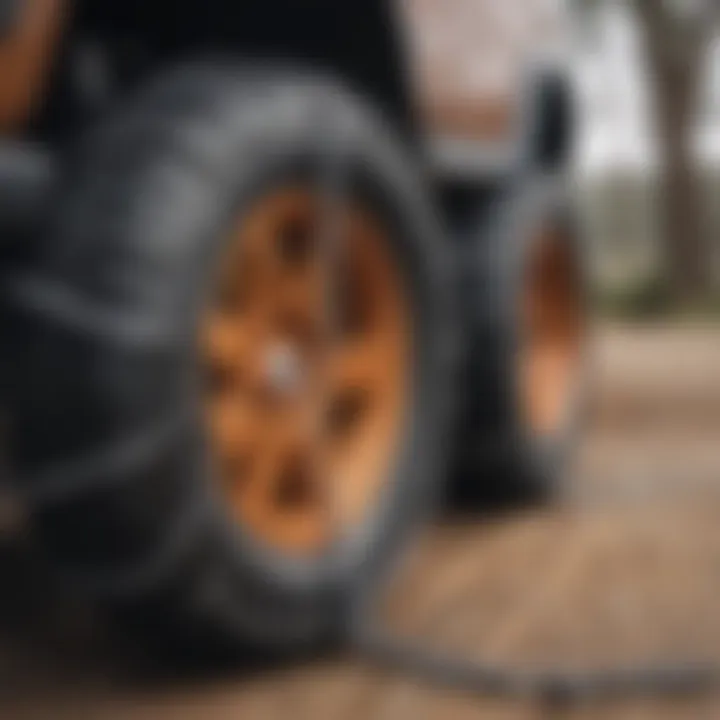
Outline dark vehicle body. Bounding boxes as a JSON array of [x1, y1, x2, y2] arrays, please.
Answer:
[[0, 0, 585, 657]]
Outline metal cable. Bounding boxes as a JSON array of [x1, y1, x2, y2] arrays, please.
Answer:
[[352, 615, 720, 706]]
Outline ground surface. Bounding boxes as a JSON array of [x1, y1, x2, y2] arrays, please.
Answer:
[[2, 323, 720, 719]]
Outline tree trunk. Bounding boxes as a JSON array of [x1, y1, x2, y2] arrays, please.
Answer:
[[655, 61, 705, 302], [636, 0, 709, 305]]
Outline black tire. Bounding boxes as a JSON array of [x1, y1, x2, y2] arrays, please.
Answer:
[[451, 179, 589, 507], [3, 63, 458, 656]]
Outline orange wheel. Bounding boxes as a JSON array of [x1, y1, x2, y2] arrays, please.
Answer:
[[202, 188, 411, 556], [519, 224, 584, 438]]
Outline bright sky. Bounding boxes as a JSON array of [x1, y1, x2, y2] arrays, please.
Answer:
[[576, 3, 720, 176]]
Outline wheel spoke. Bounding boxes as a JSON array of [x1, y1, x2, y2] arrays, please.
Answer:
[[204, 315, 252, 363], [208, 394, 256, 462], [238, 235, 279, 318], [241, 414, 331, 553], [273, 266, 323, 344], [522, 342, 573, 432], [328, 338, 389, 395]]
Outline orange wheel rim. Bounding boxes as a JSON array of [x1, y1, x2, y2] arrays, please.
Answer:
[[201, 188, 410, 556], [519, 225, 583, 437]]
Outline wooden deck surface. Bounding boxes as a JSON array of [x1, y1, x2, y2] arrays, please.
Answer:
[[3, 324, 720, 719]]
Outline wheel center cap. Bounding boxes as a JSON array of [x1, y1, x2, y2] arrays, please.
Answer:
[[264, 342, 305, 396]]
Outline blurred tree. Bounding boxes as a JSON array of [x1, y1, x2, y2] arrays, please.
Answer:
[[578, 0, 719, 304]]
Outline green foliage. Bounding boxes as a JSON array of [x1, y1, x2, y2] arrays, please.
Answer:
[[595, 276, 720, 321], [595, 274, 672, 321]]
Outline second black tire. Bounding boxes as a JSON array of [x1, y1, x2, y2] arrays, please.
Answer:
[[451, 180, 588, 506]]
